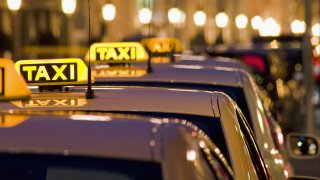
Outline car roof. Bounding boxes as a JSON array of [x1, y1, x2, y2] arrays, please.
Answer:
[[94, 64, 245, 88], [175, 55, 246, 69], [1, 87, 216, 117], [0, 112, 196, 163]]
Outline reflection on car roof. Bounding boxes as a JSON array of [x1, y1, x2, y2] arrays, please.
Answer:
[[1, 87, 216, 117], [95, 64, 246, 88], [0, 112, 193, 162]]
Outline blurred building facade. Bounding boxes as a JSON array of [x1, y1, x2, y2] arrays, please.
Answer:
[[0, 0, 318, 59]]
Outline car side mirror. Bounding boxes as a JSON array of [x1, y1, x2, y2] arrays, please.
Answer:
[[286, 133, 319, 158]]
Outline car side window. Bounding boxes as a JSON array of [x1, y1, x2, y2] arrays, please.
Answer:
[[236, 109, 270, 180]]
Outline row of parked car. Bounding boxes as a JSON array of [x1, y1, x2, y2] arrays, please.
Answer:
[[0, 37, 319, 179]]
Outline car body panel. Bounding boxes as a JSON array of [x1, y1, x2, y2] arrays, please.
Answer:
[[0, 111, 231, 180], [0, 88, 267, 179], [91, 64, 289, 178]]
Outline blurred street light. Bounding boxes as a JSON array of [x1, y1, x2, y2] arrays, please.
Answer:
[[312, 23, 320, 37], [7, 0, 22, 11], [251, 16, 263, 30], [291, 20, 306, 34], [235, 14, 248, 29], [102, 3, 116, 21], [168, 7, 185, 24], [139, 8, 152, 24], [259, 17, 281, 37], [193, 10, 206, 27], [215, 12, 228, 28], [315, 45, 320, 56], [61, 0, 77, 15]]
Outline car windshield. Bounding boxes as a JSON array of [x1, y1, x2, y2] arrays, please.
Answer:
[[0, 153, 162, 180]]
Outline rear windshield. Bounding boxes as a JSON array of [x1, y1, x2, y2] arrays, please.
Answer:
[[0, 154, 162, 180]]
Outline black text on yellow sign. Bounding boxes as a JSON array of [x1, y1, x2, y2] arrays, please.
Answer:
[[148, 41, 175, 53], [96, 47, 137, 61], [20, 63, 78, 83], [0, 68, 4, 96]]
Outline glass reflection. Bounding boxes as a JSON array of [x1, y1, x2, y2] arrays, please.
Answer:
[[288, 134, 319, 156]]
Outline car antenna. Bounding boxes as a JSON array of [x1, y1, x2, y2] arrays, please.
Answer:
[[86, 0, 94, 99], [146, 0, 153, 73]]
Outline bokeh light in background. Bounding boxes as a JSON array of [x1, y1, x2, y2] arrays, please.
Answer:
[[259, 17, 281, 37], [6, 0, 22, 11], [168, 7, 185, 24], [290, 20, 306, 34], [315, 45, 320, 56], [215, 12, 228, 28], [312, 23, 320, 37], [102, 3, 116, 21], [61, 0, 77, 15], [193, 10, 206, 27], [139, 8, 152, 24], [235, 14, 248, 29], [251, 16, 263, 30]]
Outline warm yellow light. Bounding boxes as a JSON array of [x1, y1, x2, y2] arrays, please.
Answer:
[[85, 42, 149, 62], [291, 20, 306, 34], [61, 0, 77, 15], [102, 3, 116, 21], [139, 8, 152, 24], [193, 10, 206, 27], [251, 15, 263, 30], [312, 23, 320, 37], [7, 0, 22, 11], [0, 58, 30, 101], [315, 45, 320, 56], [259, 17, 281, 37], [186, 149, 197, 162], [311, 37, 319, 46], [168, 8, 185, 24], [215, 12, 228, 28], [15, 58, 92, 86], [235, 14, 248, 29], [142, 37, 182, 53]]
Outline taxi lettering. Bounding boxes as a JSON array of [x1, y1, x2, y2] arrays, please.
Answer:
[[152, 42, 175, 53], [96, 47, 136, 61], [0, 68, 4, 96], [20, 63, 77, 83], [24, 99, 81, 107]]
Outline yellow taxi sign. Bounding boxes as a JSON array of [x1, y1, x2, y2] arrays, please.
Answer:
[[15, 58, 94, 86], [85, 42, 149, 63], [0, 114, 29, 128], [142, 37, 182, 54], [0, 58, 30, 101]]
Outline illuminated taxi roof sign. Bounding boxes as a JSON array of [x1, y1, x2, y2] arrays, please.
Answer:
[[0, 114, 29, 128], [142, 37, 182, 54], [15, 58, 93, 86], [0, 58, 30, 101], [85, 42, 149, 63]]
